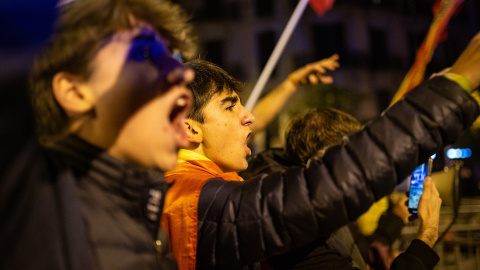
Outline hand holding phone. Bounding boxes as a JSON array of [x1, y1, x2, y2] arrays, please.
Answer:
[[408, 157, 434, 213]]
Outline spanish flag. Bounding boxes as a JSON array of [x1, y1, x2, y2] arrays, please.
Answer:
[[389, 0, 463, 106]]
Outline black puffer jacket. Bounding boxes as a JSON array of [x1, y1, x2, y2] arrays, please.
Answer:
[[195, 77, 479, 269], [1, 78, 177, 269], [241, 148, 367, 270], [241, 150, 438, 270]]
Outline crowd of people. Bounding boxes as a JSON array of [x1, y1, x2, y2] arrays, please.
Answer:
[[1, 0, 480, 269]]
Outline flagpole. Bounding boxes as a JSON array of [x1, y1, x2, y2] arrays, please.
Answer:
[[245, 0, 310, 111]]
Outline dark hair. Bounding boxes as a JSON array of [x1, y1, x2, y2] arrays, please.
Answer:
[[285, 107, 362, 166], [30, 0, 197, 143], [185, 59, 243, 123]]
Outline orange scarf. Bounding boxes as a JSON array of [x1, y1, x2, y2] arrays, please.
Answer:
[[161, 150, 243, 270]]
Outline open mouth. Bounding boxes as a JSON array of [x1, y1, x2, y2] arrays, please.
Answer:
[[245, 132, 252, 156], [169, 92, 192, 148], [169, 95, 191, 122]]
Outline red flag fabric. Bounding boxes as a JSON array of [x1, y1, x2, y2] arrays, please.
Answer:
[[309, 0, 334, 16], [389, 0, 463, 106]]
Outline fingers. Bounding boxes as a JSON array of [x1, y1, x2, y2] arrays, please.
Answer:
[[304, 55, 340, 75], [302, 61, 337, 85], [311, 65, 327, 74], [289, 54, 340, 86], [307, 74, 319, 84], [422, 177, 441, 203], [430, 67, 451, 79], [306, 74, 333, 84], [416, 176, 442, 247], [418, 177, 442, 212], [319, 76, 333, 84], [405, 177, 442, 226], [316, 54, 340, 70]]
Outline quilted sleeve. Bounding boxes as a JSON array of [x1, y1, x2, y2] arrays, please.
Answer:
[[196, 77, 480, 269]]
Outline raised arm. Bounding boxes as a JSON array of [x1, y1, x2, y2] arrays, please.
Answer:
[[197, 77, 479, 268], [196, 31, 480, 268], [250, 54, 339, 134]]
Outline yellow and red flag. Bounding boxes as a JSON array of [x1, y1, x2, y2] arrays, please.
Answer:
[[389, 0, 463, 106]]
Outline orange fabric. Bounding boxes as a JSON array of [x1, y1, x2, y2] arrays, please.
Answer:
[[161, 160, 243, 270]]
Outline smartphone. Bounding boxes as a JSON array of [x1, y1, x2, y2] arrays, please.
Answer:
[[408, 157, 434, 213]]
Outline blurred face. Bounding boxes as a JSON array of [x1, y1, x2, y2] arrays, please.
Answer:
[[197, 90, 255, 172], [76, 23, 193, 171]]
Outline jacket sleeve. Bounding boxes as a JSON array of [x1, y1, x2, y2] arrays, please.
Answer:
[[196, 77, 480, 269], [390, 239, 439, 270]]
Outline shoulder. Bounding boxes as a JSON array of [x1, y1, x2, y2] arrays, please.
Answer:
[[241, 148, 288, 179]]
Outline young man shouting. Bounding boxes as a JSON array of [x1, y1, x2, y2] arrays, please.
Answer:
[[162, 37, 480, 269]]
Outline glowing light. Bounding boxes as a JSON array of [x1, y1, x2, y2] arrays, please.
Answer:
[[446, 148, 472, 159]]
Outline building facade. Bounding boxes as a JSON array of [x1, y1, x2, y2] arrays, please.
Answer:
[[174, 0, 479, 147]]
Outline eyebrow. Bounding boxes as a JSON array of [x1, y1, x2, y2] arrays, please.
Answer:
[[220, 95, 239, 105]]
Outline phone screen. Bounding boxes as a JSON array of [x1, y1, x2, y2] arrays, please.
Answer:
[[408, 162, 430, 213]]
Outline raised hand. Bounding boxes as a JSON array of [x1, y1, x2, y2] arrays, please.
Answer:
[[416, 177, 442, 248], [288, 54, 339, 86]]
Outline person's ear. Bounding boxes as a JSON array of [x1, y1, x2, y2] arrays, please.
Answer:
[[315, 147, 327, 158], [185, 119, 203, 144], [52, 72, 94, 115]]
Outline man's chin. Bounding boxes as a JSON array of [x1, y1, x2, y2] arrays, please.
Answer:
[[235, 161, 249, 173]]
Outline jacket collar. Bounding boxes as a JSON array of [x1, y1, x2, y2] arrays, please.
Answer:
[[172, 149, 243, 182], [47, 135, 166, 196], [46, 135, 169, 234], [178, 149, 210, 163]]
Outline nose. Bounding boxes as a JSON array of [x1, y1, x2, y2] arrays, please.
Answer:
[[241, 106, 255, 126]]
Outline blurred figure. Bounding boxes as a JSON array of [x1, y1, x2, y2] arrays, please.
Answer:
[[1, 0, 196, 269]]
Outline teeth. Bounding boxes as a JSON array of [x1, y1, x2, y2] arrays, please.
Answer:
[[176, 97, 186, 107]]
